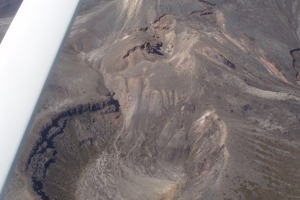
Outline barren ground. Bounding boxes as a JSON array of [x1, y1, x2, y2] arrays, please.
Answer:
[[2, 0, 300, 199]]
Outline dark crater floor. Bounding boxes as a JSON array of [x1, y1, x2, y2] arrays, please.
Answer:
[[24, 98, 121, 200]]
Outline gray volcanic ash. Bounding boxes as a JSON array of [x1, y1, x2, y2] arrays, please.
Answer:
[[2, 0, 300, 199]]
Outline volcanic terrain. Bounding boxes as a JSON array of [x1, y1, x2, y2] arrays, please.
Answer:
[[2, 0, 300, 199]]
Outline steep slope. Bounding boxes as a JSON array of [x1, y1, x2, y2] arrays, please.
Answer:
[[2, 0, 300, 199]]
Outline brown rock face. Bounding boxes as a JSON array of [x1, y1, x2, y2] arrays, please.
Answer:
[[2, 0, 300, 200]]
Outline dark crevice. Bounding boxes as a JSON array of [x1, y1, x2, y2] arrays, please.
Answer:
[[32, 178, 48, 200], [189, 10, 213, 16], [290, 48, 300, 80], [199, 0, 216, 6], [123, 42, 164, 58], [139, 27, 148, 32], [123, 46, 139, 58], [223, 58, 236, 69], [215, 54, 236, 70], [152, 14, 167, 24], [200, 11, 213, 16], [290, 48, 300, 55], [189, 0, 215, 18]]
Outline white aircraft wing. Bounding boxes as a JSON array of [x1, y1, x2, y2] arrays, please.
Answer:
[[0, 0, 80, 196]]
